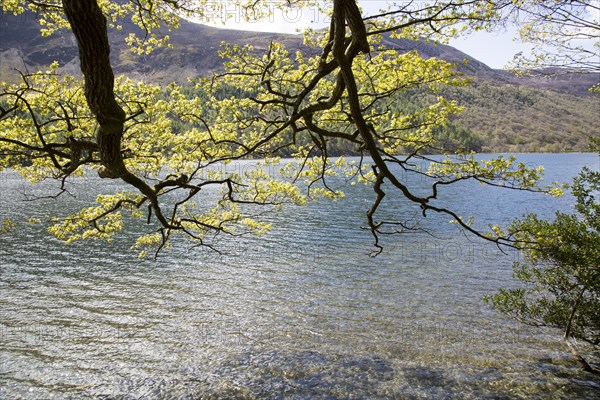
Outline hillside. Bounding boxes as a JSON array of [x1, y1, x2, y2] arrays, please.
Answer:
[[2, 11, 598, 92], [0, 11, 307, 83], [444, 83, 599, 152], [1, 11, 598, 152]]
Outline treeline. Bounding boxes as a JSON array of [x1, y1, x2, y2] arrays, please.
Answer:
[[442, 81, 599, 153], [166, 79, 598, 155]]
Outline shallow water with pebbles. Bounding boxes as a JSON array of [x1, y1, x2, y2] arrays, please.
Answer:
[[1, 153, 599, 399]]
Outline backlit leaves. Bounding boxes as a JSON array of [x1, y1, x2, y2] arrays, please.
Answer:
[[0, 0, 570, 255]]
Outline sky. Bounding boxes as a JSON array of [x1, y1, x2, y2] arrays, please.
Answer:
[[191, 1, 537, 69]]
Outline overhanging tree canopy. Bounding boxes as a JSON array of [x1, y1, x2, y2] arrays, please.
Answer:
[[0, 0, 570, 256], [507, 0, 600, 76]]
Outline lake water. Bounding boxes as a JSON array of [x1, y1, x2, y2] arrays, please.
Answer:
[[1, 153, 599, 399]]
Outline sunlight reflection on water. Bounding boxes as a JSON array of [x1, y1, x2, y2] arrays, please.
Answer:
[[1, 153, 599, 399]]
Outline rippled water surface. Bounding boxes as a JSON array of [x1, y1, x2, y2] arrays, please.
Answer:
[[1, 153, 599, 399]]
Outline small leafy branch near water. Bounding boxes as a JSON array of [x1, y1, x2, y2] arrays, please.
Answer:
[[487, 140, 600, 375], [0, 217, 15, 233]]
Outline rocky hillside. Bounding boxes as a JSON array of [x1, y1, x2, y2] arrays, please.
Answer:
[[0, 11, 305, 83]]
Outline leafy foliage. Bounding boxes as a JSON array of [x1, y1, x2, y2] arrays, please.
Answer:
[[0, 1, 569, 256], [487, 156, 600, 372]]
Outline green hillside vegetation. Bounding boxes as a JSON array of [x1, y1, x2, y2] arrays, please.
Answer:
[[4, 76, 591, 160], [162, 80, 598, 156], [445, 82, 599, 153], [376, 82, 599, 154]]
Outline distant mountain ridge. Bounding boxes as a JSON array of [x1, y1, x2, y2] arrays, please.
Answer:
[[1, 11, 597, 96]]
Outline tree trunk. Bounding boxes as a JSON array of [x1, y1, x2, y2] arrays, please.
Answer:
[[563, 288, 600, 376], [564, 338, 600, 376], [62, 0, 126, 179], [61, 0, 167, 225]]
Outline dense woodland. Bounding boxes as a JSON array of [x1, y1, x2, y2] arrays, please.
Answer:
[[166, 81, 599, 156]]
